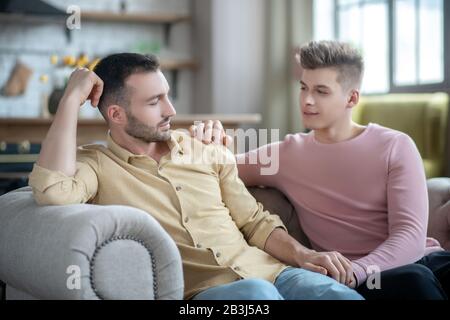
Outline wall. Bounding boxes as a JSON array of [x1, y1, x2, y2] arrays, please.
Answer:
[[192, 0, 266, 118], [290, 0, 313, 133], [193, 0, 314, 135], [211, 0, 265, 115], [191, 0, 212, 114]]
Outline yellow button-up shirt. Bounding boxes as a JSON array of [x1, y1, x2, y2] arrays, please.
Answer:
[[28, 131, 287, 298]]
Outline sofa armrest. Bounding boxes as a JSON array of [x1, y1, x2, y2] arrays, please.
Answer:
[[0, 187, 183, 300], [427, 178, 450, 250]]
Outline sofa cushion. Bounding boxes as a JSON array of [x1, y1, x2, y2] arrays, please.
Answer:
[[248, 186, 311, 248]]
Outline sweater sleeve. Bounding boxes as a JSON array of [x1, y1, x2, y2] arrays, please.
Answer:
[[351, 133, 428, 285], [235, 141, 282, 188]]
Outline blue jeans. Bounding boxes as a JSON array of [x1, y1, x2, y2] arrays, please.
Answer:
[[192, 267, 364, 300]]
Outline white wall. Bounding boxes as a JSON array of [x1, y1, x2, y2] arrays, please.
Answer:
[[192, 0, 266, 116], [211, 0, 266, 115], [192, 0, 213, 114]]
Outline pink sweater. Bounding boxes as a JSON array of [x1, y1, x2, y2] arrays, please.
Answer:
[[236, 123, 442, 284]]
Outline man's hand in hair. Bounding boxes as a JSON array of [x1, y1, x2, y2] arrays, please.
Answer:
[[62, 68, 104, 108]]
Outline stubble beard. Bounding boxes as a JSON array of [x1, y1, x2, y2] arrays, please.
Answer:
[[125, 110, 171, 143]]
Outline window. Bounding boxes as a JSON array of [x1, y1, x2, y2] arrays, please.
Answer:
[[313, 0, 447, 94], [393, 0, 444, 86]]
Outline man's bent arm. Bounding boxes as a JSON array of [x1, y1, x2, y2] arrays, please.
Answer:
[[351, 134, 430, 285], [235, 141, 282, 188], [190, 120, 282, 188], [36, 69, 103, 176], [30, 69, 103, 205], [264, 227, 311, 267], [37, 95, 80, 176], [217, 146, 354, 285]]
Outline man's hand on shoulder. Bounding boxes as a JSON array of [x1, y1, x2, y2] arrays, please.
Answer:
[[62, 68, 104, 108], [189, 120, 233, 146]]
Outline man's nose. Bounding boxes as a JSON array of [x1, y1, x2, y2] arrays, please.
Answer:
[[302, 92, 314, 106], [164, 99, 176, 117]]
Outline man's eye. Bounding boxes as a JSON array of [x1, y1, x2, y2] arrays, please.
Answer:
[[317, 90, 328, 95], [300, 87, 306, 91], [149, 100, 159, 105]]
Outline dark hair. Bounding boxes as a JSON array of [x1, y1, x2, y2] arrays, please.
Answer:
[[93, 53, 160, 120], [299, 40, 364, 89]]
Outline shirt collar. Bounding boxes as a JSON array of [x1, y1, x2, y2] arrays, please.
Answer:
[[106, 131, 184, 163]]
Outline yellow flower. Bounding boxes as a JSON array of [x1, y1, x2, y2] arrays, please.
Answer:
[[76, 54, 89, 68], [39, 74, 49, 84], [88, 58, 101, 71], [50, 55, 59, 65], [63, 55, 76, 66]]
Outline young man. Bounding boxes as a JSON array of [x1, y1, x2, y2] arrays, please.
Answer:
[[193, 41, 450, 299], [28, 53, 363, 300]]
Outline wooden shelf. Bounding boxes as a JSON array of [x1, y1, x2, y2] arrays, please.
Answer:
[[172, 114, 262, 125], [0, 118, 104, 126], [81, 12, 191, 24], [161, 59, 198, 71], [0, 13, 65, 24], [0, 115, 262, 145], [0, 12, 191, 24], [0, 115, 261, 126], [0, 172, 30, 180], [0, 11, 191, 44]]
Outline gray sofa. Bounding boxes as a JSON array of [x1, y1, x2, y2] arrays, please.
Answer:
[[0, 178, 449, 300]]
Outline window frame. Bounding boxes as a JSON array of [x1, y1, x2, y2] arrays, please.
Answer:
[[332, 0, 450, 94]]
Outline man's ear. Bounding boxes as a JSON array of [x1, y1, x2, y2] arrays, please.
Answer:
[[107, 105, 127, 124], [347, 90, 360, 109]]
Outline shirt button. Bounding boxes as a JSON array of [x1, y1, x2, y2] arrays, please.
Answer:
[[234, 266, 240, 271], [175, 186, 182, 191], [184, 217, 189, 223], [61, 181, 69, 192], [215, 252, 221, 258], [196, 243, 202, 248]]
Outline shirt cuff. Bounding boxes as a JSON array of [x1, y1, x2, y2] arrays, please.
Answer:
[[248, 214, 287, 250], [351, 261, 368, 287], [28, 164, 73, 192]]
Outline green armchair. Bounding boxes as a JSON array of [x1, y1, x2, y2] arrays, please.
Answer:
[[353, 93, 449, 178]]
